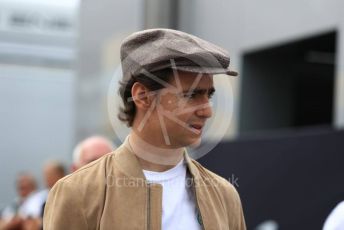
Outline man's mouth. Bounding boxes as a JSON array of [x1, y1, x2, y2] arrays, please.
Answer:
[[189, 124, 203, 134]]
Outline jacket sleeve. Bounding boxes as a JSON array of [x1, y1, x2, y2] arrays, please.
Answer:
[[221, 181, 246, 230], [235, 196, 246, 230], [221, 178, 246, 230], [43, 179, 88, 230]]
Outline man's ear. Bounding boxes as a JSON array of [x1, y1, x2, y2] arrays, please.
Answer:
[[131, 82, 154, 109]]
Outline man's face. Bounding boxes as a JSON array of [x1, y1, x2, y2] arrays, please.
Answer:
[[43, 165, 64, 189], [146, 71, 214, 148], [16, 176, 35, 199]]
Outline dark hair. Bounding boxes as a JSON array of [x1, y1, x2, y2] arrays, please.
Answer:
[[118, 68, 174, 127]]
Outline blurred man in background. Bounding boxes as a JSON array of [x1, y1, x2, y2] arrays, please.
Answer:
[[20, 161, 66, 230], [42, 161, 66, 191], [0, 173, 37, 230], [71, 136, 114, 172]]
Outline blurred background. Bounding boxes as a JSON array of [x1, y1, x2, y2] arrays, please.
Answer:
[[0, 0, 344, 229]]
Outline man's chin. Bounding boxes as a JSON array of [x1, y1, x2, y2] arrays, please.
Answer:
[[187, 137, 202, 148]]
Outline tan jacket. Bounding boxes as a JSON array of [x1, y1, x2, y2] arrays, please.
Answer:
[[43, 143, 246, 230]]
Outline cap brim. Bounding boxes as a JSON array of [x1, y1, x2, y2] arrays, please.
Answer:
[[171, 66, 238, 76]]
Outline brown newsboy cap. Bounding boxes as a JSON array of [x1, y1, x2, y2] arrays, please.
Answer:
[[120, 28, 238, 80]]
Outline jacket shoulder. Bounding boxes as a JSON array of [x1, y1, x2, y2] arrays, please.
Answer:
[[58, 152, 115, 185], [44, 152, 117, 230], [48, 151, 117, 207]]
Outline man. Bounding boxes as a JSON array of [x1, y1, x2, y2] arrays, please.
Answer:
[[22, 161, 66, 219], [20, 161, 66, 230], [0, 173, 37, 230], [44, 28, 246, 229], [71, 136, 114, 172]]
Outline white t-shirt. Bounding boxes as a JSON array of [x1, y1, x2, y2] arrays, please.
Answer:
[[143, 159, 201, 230], [1, 189, 48, 220], [20, 189, 48, 218]]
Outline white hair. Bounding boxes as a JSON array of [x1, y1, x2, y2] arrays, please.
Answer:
[[72, 136, 114, 165], [72, 143, 83, 165]]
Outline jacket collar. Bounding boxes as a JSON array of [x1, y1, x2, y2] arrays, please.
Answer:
[[113, 136, 201, 181]]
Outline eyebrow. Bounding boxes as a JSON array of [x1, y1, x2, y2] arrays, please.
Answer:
[[183, 87, 216, 95]]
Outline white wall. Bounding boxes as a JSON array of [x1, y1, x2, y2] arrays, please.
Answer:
[[0, 0, 144, 208], [0, 0, 79, 208], [76, 0, 143, 142], [0, 65, 75, 208]]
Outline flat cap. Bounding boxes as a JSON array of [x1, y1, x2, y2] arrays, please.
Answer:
[[120, 28, 238, 80]]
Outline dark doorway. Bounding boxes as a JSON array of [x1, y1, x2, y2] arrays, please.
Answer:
[[239, 31, 336, 134]]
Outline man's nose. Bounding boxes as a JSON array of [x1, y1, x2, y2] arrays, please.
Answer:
[[195, 99, 213, 118]]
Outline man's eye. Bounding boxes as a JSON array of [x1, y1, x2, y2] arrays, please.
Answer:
[[183, 93, 196, 99]]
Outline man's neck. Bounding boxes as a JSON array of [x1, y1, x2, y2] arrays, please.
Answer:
[[128, 131, 184, 172]]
